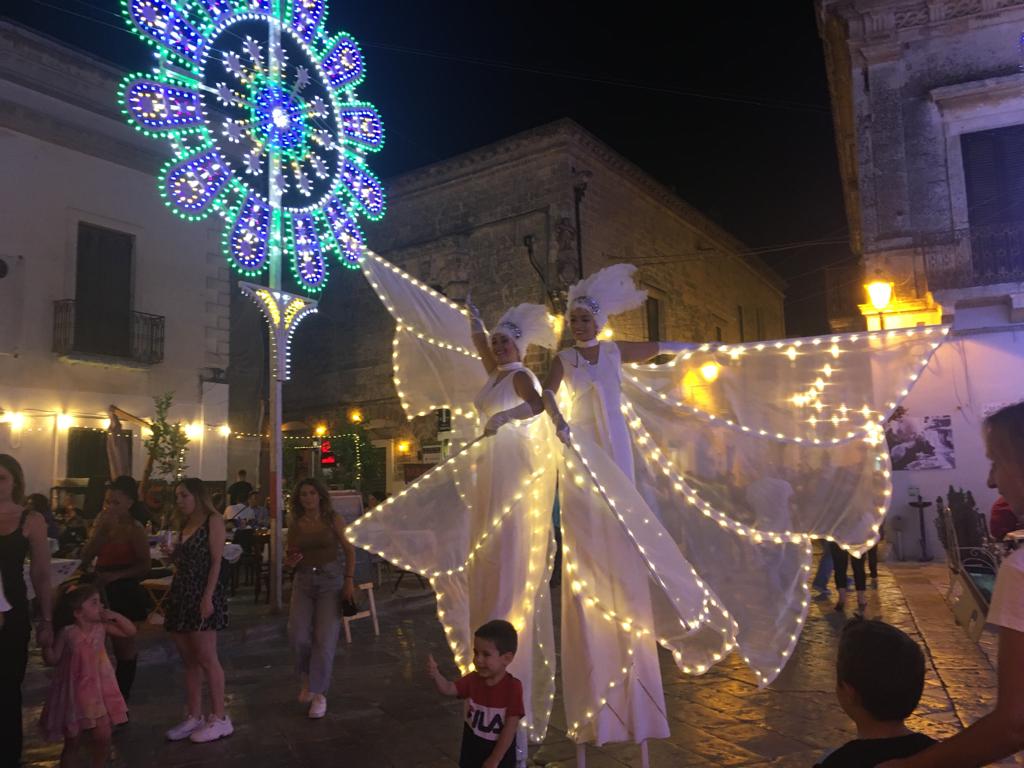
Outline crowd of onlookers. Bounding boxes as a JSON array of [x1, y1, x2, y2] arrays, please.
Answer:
[[2, 400, 1024, 767], [0, 459, 367, 767]]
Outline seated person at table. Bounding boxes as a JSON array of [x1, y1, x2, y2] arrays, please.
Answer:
[[815, 618, 934, 767], [58, 501, 89, 553], [247, 491, 269, 529], [224, 495, 257, 529]]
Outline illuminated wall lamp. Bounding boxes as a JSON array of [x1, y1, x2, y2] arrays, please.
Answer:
[[865, 276, 894, 330]]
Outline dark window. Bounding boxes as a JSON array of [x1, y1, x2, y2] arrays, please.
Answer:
[[755, 308, 764, 341], [67, 427, 131, 479], [645, 297, 661, 342], [75, 222, 133, 357], [737, 305, 745, 342], [961, 125, 1024, 227], [714, 326, 722, 342]]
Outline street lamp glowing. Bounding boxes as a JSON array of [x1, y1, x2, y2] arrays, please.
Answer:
[[865, 280, 893, 311], [314, 424, 328, 437], [348, 408, 363, 424], [397, 440, 411, 455], [57, 413, 74, 431], [600, 326, 614, 340], [218, 424, 232, 437]]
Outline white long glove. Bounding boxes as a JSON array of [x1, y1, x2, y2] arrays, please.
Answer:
[[542, 389, 571, 446], [466, 292, 486, 336], [484, 400, 536, 436]]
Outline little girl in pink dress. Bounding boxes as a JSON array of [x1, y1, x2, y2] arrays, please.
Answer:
[[40, 583, 136, 768]]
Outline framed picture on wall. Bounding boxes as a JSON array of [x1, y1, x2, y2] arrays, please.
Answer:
[[884, 411, 955, 471]]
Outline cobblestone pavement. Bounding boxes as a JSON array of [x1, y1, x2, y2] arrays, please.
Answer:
[[18, 562, 1023, 767]]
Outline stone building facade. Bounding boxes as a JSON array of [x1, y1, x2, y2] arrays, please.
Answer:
[[818, 0, 1024, 329], [281, 120, 785, 462], [0, 22, 231, 494], [816, 1, 1024, 556]]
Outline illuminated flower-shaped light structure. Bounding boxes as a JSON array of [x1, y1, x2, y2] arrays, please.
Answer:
[[119, 0, 387, 610], [118, 0, 385, 300]]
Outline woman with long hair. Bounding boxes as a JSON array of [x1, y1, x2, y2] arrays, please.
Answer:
[[285, 477, 356, 719], [0, 453, 54, 766], [79, 476, 151, 700], [162, 478, 231, 744]]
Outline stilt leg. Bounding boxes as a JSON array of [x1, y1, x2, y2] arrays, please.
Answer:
[[576, 743, 586, 767], [640, 740, 650, 768]]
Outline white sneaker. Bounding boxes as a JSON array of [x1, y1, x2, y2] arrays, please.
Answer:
[[165, 715, 203, 741], [308, 694, 327, 719], [189, 715, 234, 743]]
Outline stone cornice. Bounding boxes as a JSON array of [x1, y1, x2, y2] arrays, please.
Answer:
[[930, 72, 1024, 114], [0, 20, 124, 122], [820, 0, 1024, 46]]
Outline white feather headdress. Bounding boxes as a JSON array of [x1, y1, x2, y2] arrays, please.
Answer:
[[493, 303, 559, 353], [567, 264, 647, 329]]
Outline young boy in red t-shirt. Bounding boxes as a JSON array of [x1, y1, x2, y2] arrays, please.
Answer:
[[427, 620, 524, 768]]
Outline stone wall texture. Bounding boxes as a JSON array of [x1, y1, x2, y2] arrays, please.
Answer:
[[281, 120, 785, 438]]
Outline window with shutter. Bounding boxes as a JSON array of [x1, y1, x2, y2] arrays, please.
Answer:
[[961, 125, 1024, 227], [74, 222, 133, 358], [960, 126, 1024, 283]]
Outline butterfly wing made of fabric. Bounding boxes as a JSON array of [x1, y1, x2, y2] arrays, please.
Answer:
[[620, 326, 948, 684], [352, 253, 558, 740], [361, 250, 485, 424]]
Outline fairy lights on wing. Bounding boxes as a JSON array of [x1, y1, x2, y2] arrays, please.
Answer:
[[627, 326, 949, 446]]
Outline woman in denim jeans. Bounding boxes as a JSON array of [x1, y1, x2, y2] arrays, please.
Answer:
[[285, 478, 356, 719]]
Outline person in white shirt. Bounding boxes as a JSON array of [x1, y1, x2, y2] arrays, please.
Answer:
[[224, 500, 256, 528], [246, 491, 269, 529], [880, 401, 1024, 767]]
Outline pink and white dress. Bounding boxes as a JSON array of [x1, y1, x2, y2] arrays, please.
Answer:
[[40, 624, 128, 740]]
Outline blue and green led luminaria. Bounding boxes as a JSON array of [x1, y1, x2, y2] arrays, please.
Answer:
[[119, 0, 386, 291]]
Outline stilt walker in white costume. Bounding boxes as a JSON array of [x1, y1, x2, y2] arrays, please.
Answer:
[[350, 262, 562, 762], [350, 253, 948, 767], [542, 265, 691, 765], [540, 263, 947, 765]]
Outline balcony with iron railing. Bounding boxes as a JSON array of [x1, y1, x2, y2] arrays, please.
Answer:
[[924, 223, 1024, 291], [53, 300, 165, 365]]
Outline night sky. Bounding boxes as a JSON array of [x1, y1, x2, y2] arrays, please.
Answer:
[[4, 1, 853, 335]]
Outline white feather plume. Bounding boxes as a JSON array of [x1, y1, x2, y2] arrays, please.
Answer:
[[567, 263, 647, 327], [494, 303, 560, 352]]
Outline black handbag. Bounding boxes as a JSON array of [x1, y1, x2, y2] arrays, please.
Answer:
[[331, 524, 361, 616], [340, 596, 361, 617]]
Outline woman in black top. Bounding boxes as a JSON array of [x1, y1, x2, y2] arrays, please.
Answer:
[[162, 478, 232, 744], [0, 454, 54, 766]]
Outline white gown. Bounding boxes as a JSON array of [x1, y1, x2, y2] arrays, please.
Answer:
[[350, 362, 558, 742], [353, 250, 949, 744], [556, 342, 669, 744]]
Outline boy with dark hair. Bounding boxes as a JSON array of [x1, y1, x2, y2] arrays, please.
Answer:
[[428, 619, 524, 768], [815, 618, 936, 767]]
